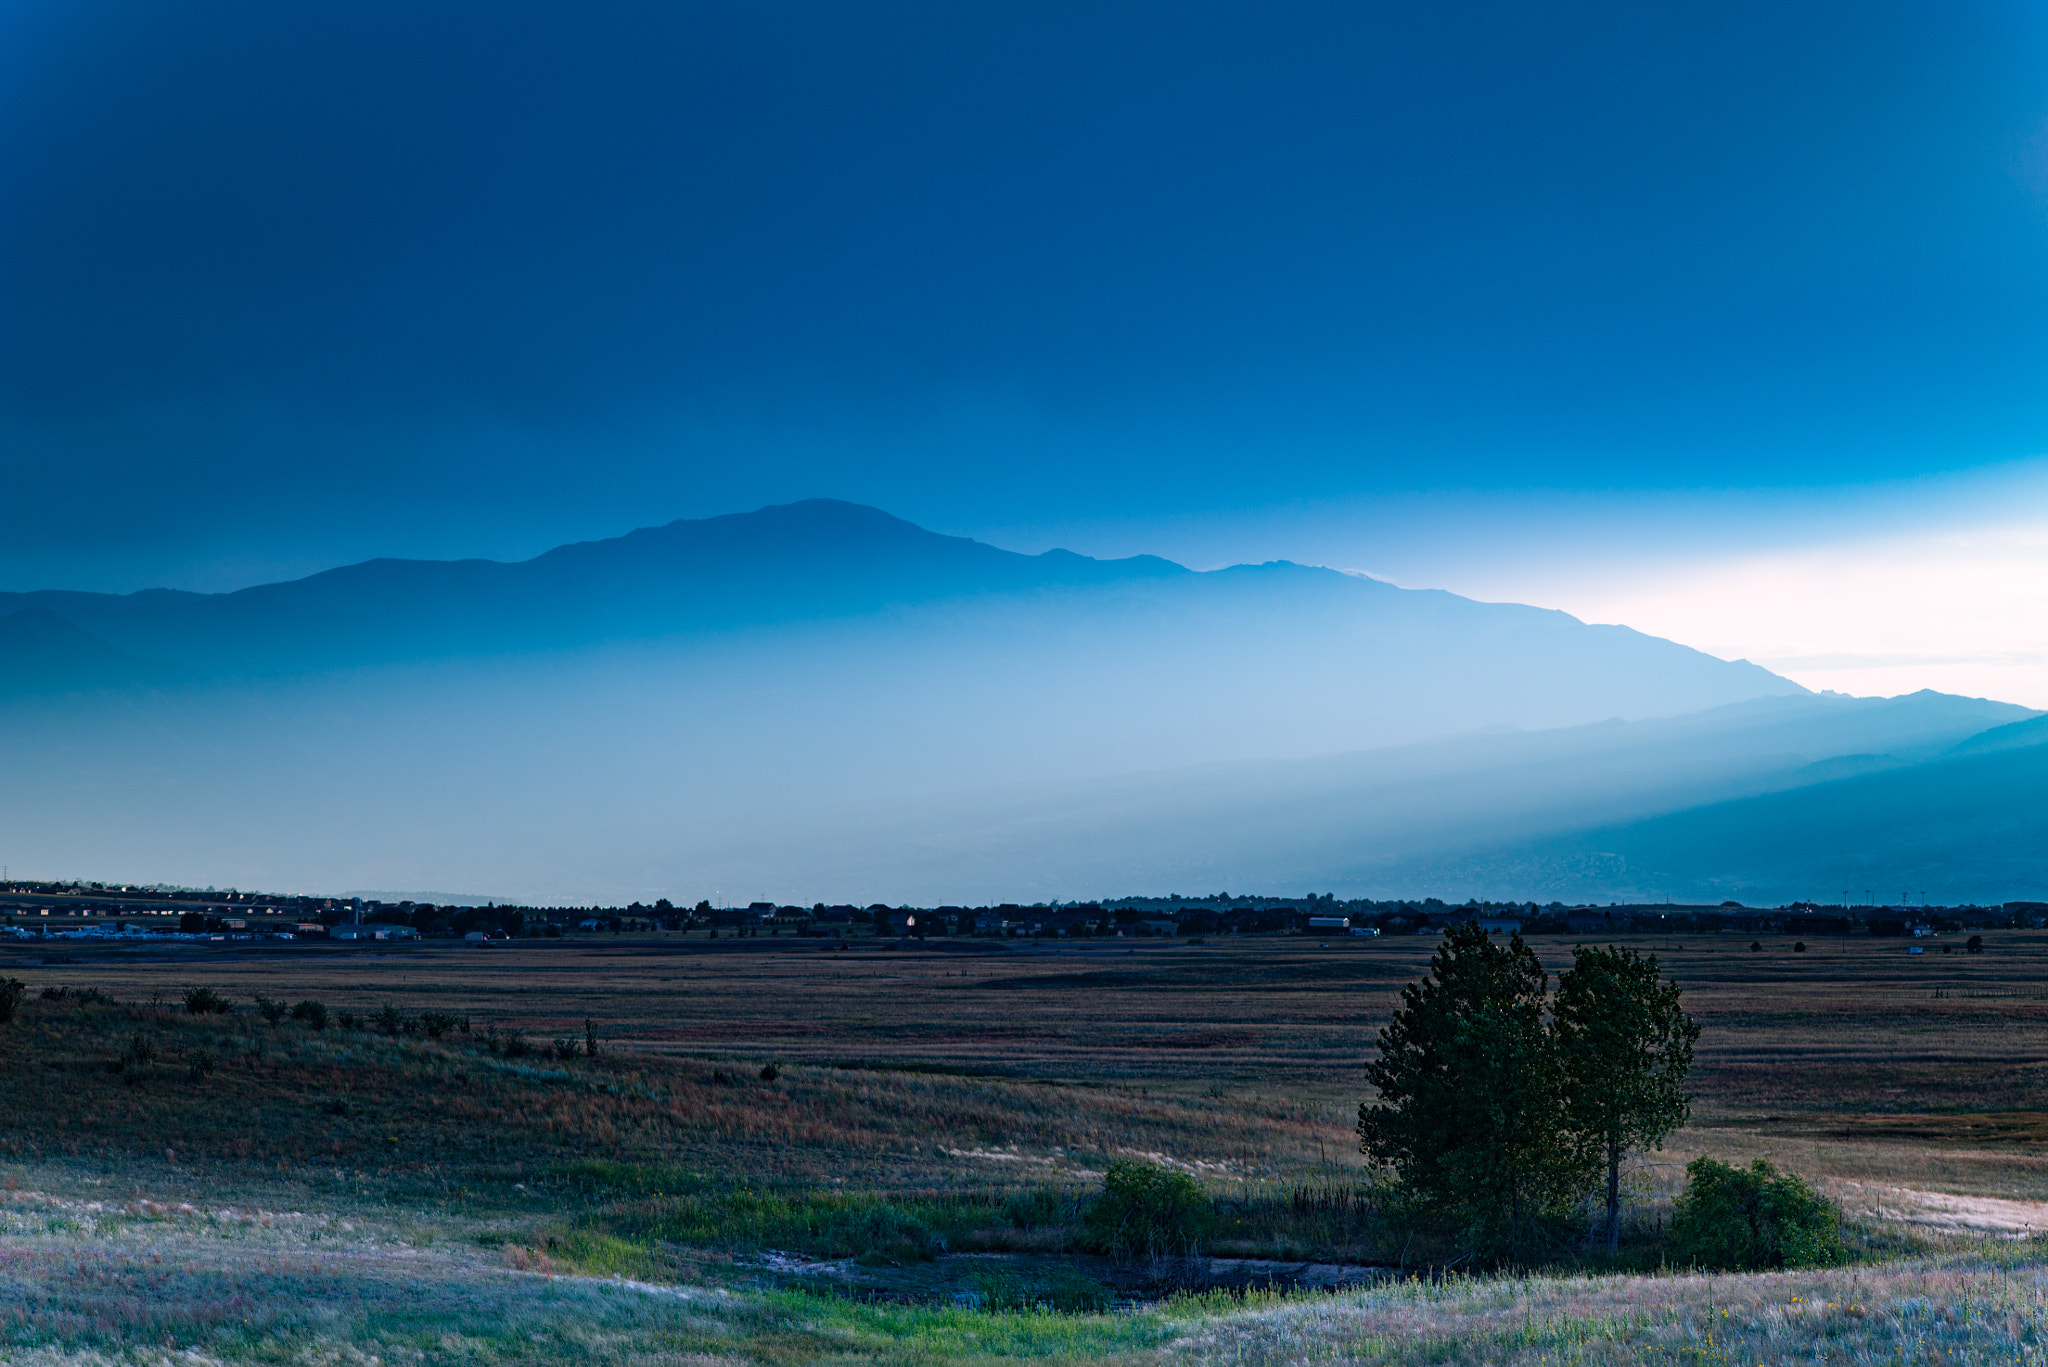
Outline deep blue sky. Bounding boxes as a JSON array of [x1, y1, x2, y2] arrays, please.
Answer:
[[5, 0, 2048, 591]]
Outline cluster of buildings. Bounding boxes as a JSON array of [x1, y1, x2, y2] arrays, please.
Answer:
[[4, 878, 2044, 945]]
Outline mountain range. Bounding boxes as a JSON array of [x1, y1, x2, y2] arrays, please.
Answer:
[[0, 499, 2039, 903], [2, 499, 1792, 730]]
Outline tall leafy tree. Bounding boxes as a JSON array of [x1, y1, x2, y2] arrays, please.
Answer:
[[1358, 923, 1592, 1262], [1552, 943, 1700, 1254]]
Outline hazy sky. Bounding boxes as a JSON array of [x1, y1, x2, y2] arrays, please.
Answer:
[[6, 1, 2048, 700]]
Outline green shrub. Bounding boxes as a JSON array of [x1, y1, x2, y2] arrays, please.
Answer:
[[419, 1010, 462, 1039], [844, 1204, 943, 1264], [1005, 1188, 1065, 1230], [374, 1004, 407, 1036], [255, 996, 289, 1024], [183, 986, 233, 1015], [187, 1048, 217, 1082], [123, 1032, 159, 1066], [1668, 1157, 1844, 1270], [0, 978, 24, 1024], [290, 999, 329, 1030], [1084, 1158, 1211, 1261]]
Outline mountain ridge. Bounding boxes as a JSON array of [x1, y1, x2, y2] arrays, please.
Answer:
[[0, 500, 1799, 720]]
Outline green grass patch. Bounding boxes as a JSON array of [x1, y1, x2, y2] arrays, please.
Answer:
[[773, 1288, 1174, 1362], [560, 1187, 1042, 1265]]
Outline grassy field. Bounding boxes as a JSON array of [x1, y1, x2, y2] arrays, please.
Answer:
[[7, 927, 2048, 1362]]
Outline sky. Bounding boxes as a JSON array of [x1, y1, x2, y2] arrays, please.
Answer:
[[6, 1, 2048, 702]]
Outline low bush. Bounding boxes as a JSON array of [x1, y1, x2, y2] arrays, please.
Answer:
[[0, 978, 25, 1024], [122, 1032, 158, 1067], [290, 999, 329, 1029], [1005, 1189, 1066, 1230], [1669, 1157, 1844, 1270], [183, 986, 233, 1015], [187, 1048, 217, 1082], [842, 1203, 945, 1265], [1083, 1158, 1212, 1261], [254, 996, 289, 1024]]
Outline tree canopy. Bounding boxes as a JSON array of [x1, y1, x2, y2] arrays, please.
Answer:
[[1358, 923, 1595, 1261], [1359, 924, 1698, 1263], [1553, 943, 1700, 1253]]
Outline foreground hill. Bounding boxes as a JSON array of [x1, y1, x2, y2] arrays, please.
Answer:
[[4, 936, 2042, 1364]]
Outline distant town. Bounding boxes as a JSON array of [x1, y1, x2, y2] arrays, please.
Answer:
[[0, 879, 2036, 945]]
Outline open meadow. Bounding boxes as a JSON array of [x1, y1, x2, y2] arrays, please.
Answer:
[[8, 926, 2048, 1363]]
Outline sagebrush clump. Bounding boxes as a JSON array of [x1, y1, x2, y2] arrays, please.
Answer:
[[1084, 1158, 1211, 1261], [1668, 1156, 1844, 1270], [184, 986, 234, 1015]]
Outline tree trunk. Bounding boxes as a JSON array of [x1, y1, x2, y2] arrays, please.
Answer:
[[1605, 1137, 1622, 1255]]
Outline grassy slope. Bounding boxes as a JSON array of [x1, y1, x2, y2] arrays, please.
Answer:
[[5, 1161, 2047, 1366], [0, 993, 1329, 1190], [12, 933, 2048, 1361]]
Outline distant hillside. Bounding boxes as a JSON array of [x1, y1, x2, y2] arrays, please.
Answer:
[[0, 608, 164, 695], [0, 500, 1837, 897], [657, 688, 2036, 903], [1946, 712, 2048, 757], [0, 501, 1187, 671], [1393, 728, 2048, 906], [0, 501, 1797, 737]]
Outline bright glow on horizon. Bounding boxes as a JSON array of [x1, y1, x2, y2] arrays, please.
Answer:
[[1560, 519, 2048, 708]]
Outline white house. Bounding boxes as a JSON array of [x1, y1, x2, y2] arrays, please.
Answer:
[[331, 922, 419, 941]]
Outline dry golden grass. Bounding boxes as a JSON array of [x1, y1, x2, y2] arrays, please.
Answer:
[[12, 927, 2048, 1175], [7, 929, 2048, 1224], [11, 928, 2048, 1363]]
